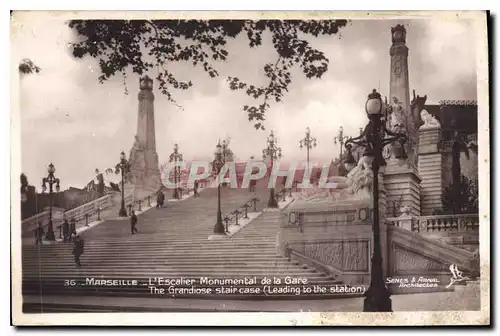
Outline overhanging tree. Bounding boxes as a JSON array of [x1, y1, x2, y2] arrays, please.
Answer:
[[19, 58, 41, 75], [68, 19, 348, 130]]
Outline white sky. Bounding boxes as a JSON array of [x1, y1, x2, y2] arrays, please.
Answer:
[[13, 14, 478, 190]]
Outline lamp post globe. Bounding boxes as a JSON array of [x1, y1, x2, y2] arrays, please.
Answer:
[[365, 89, 383, 117], [47, 163, 55, 174]]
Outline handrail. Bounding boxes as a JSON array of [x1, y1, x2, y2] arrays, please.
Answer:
[[222, 197, 260, 233], [284, 244, 344, 280], [24, 194, 112, 236]]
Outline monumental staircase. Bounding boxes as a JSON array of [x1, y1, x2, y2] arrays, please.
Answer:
[[22, 186, 352, 308]]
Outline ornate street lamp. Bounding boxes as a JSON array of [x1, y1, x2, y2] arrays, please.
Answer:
[[262, 130, 282, 208], [212, 140, 225, 234], [299, 127, 317, 169], [169, 143, 183, 199], [115, 151, 130, 217], [344, 89, 407, 312], [41, 163, 60, 241], [334, 126, 350, 176]]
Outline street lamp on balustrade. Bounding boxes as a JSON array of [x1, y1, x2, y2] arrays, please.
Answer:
[[262, 130, 282, 208], [115, 151, 130, 217], [212, 140, 225, 235], [334, 126, 350, 162], [344, 89, 407, 312], [169, 143, 183, 199], [41, 163, 60, 241], [299, 127, 317, 169]]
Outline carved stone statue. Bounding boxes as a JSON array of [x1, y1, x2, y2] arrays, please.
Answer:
[[419, 109, 441, 130], [296, 156, 374, 203], [398, 205, 411, 217]]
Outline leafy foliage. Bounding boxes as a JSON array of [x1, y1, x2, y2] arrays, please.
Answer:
[[442, 175, 478, 214], [68, 19, 348, 130], [18, 58, 41, 75]]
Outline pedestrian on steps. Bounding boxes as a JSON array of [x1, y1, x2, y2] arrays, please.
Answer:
[[69, 217, 77, 242], [156, 189, 165, 208], [194, 180, 200, 197], [62, 219, 70, 243], [131, 210, 138, 234], [72, 235, 84, 268], [34, 222, 44, 245]]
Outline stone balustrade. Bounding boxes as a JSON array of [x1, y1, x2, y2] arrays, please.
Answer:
[[65, 194, 112, 222], [21, 211, 51, 235], [386, 213, 479, 233], [22, 194, 113, 235]]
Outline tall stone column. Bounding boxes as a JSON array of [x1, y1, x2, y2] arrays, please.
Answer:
[[127, 75, 161, 198], [418, 126, 443, 215], [384, 24, 421, 217]]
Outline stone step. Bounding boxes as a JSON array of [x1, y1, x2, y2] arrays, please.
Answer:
[[23, 250, 279, 257], [24, 259, 302, 266], [23, 243, 278, 251], [23, 271, 325, 278]]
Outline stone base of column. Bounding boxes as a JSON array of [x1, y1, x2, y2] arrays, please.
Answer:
[[384, 159, 421, 217]]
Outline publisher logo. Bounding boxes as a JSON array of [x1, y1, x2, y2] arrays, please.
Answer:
[[445, 264, 469, 289], [385, 276, 440, 288]]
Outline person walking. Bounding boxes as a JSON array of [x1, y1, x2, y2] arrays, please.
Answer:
[[194, 180, 200, 197], [156, 189, 165, 208], [62, 219, 70, 243], [69, 218, 77, 242], [72, 235, 84, 268], [131, 210, 138, 234], [35, 222, 44, 245]]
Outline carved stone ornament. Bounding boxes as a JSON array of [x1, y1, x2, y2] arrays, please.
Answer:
[[391, 24, 406, 44], [289, 212, 298, 225], [393, 54, 403, 77], [139, 75, 153, 91], [419, 109, 441, 130]]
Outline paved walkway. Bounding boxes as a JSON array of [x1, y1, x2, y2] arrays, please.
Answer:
[[24, 281, 480, 312]]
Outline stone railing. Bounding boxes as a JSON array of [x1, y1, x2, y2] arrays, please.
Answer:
[[21, 210, 51, 235], [386, 213, 479, 233], [222, 197, 260, 233], [22, 194, 113, 236], [124, 191, 160, 216]]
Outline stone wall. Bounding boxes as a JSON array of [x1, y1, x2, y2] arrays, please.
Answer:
[[279, 200, 375, 286], [418, 128, 443, 215], [384, 162, 421, 217]]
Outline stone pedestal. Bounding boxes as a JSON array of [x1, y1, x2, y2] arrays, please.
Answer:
[[383, 159, 421, 217], [418, 127, 443, 215]]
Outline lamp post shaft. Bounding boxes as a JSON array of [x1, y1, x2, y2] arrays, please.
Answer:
[[363, 117, 392, 312], [307, 146, 310, 170], [119, 163, 127, 217], [268, 153, 278, 208], [45, 180, 55, 241], [49, 182, 53, 223], [214, 165, 225, 234], [217, 183, 222, 223], [339, 140, 343, 162]]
